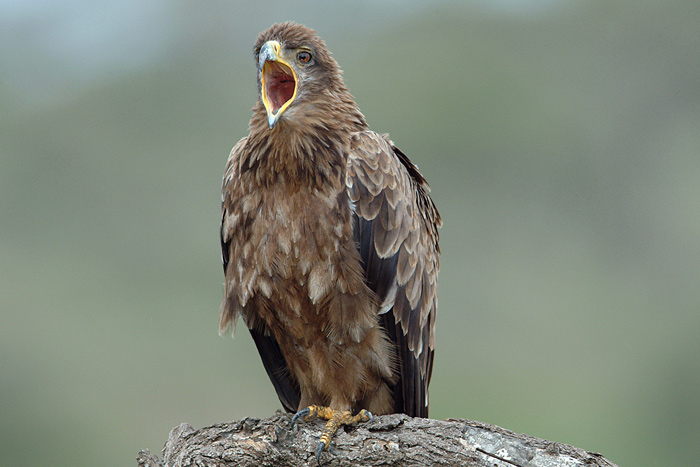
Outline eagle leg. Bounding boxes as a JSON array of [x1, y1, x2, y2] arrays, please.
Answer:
[[291, 405, 373, 465]]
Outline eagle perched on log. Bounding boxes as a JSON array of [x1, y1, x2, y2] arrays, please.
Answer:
[[219, 22, 441, 459]]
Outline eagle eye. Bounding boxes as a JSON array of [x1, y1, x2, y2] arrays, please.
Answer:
[[296, 51, 312, 64]]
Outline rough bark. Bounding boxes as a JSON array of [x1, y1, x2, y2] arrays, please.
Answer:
[[137, 412, 619, 467]]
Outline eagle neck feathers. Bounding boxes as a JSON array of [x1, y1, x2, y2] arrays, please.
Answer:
[[240, 85, 366, 192]]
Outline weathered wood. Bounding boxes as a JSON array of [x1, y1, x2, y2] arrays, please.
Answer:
[[137, 412, 619, 467]]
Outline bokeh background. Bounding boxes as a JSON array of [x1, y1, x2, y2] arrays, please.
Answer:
[[2, 1, 699, 466]]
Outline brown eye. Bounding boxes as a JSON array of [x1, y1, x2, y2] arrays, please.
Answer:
[[297, 51, 312, 64]]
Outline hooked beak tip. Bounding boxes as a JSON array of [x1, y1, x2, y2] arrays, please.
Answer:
[[258, 41, 280, 70], [267, 113, 278, 129]]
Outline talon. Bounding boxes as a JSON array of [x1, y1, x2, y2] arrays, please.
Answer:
[[291, 407, 311, 428], [315, 441, 325, 465], [359, 409, 373, 423], [291, 405, 373, 463]]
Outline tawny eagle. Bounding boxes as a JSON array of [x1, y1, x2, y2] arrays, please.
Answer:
[[219, 22, 441, 459]]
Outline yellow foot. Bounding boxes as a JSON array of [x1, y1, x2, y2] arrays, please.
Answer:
[[291, 405, 373, 465]]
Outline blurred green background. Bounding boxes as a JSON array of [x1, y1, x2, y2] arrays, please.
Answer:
[[2, 1, 699, 466]]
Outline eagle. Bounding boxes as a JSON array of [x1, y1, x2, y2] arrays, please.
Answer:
[[219, 22, 441, 460]]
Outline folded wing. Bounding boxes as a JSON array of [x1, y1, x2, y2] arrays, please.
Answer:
[[346, 131, 441, 417]]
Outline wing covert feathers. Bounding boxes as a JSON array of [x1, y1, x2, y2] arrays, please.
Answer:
[[219, 137, 248, 336], [347, 131, 441, 417]]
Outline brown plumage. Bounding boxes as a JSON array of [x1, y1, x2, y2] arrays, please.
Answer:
[[219, 22, 441, 425]]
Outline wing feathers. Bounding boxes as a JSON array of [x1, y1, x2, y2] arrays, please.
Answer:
[[221, 137, 305, 411], [348, 131, 440, 418], [249, 328, 301, 413]]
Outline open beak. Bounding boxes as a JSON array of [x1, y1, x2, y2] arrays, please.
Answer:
[[259, 41, 297, 129]]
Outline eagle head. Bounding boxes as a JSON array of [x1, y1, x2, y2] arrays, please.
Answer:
[[254, 22, 340, 129]]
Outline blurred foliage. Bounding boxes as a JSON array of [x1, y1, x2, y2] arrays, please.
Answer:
[[2, 1, 699, 466]]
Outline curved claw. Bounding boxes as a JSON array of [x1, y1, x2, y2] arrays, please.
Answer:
[[291, 407, 311, 428], [360, 409, 373, 423], [315, 441, 325, 465]]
